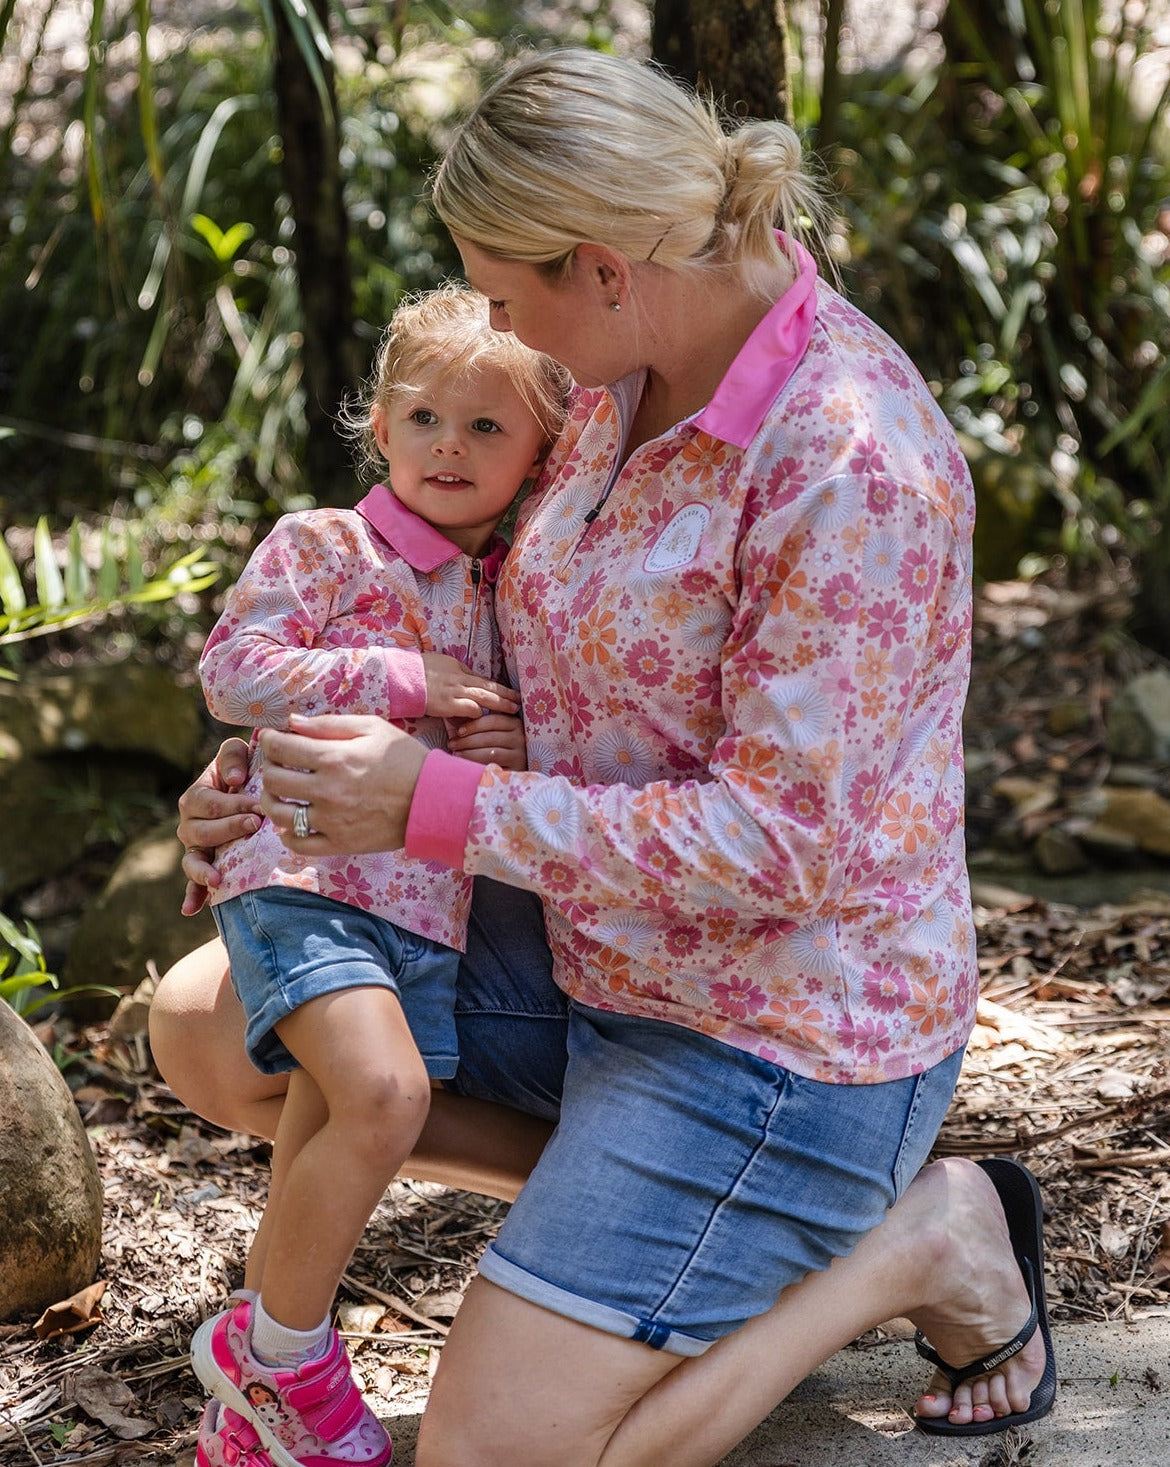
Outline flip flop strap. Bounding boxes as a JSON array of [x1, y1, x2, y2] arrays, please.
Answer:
[[914, 1258, 1039, 1388]]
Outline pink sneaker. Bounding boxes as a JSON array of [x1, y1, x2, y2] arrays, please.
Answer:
[[191, 1301, 391, 1467], [195, 1400, 276, 1467]]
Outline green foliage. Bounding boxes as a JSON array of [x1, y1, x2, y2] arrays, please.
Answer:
[[0, 517, 219, 661], [0, 911, 120, 1019]]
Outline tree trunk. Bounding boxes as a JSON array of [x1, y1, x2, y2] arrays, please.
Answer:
[[272, 0, 360, 499], [652, 0, 792, 124]]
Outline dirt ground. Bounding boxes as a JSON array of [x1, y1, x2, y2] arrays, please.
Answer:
[[2, 573, 1169, 1465]]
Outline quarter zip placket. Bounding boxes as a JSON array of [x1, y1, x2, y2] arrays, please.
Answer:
[[465, 557, 483, 665]]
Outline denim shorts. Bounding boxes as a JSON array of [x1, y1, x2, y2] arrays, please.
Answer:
[[213, 887, 460, 1079], [447, 878, 964, 1355]]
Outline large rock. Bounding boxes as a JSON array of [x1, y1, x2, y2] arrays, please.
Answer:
[[1106, 670, 1170, 763], [0, 661, 204, 766], [62, 820, 217, 996], [0, 1000, 103, 1320]]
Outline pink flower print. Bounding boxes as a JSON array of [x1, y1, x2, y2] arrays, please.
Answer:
[[849, 435, 886, 477], [862, 960, 910, 1014], [882, 793, 930, 853], [866, 598, 908, 648], [281, 611, 317, 647], [539, 858, 577, 894], [664, 926, 702, 958], [324, 663, 364, 708], [353, 583, 403, 623], [847, 767, 884, 825], [624, 638, 675, 688], [838, 1015, 892, 1065], [898, 546, 939, 605], [324, 864, 375, 906], [778, 780, 826, 828], [818, 573, 862, 624], [873, 877, 921, 918], [710, 974, 768, 1019], [764, 456, 808, 507]]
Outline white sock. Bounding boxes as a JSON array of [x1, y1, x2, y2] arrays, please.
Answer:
[[250, 1297, 331, 1366]]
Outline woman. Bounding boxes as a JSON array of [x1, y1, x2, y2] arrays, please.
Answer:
[[155, 49, 1056, 1467]]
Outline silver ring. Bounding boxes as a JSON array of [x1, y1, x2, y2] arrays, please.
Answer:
[[292, 803, 311, 839]]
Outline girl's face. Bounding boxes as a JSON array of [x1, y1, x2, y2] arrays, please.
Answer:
[[454, 237, 633, 390], [373, 361, 546, 557]]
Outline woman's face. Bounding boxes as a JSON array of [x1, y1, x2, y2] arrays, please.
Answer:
[[455, 237, 631, 388]]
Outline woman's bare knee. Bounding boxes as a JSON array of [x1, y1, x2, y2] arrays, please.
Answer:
[[149, 938, 286, 1137]]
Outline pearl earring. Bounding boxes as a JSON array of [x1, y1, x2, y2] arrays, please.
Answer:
[[610, 298, 621, 312]]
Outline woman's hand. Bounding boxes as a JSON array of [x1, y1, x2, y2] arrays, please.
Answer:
[[447, 711, 527, 772], [257, 713, 427, 855], [177, 738, 263, 915]]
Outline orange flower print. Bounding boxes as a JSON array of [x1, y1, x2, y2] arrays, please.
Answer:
[[578, 606, 617, 665], [906, 976, 948, 1036], [652, 589, 691, 628], [882, 792, 930, 853], [680, 435, 728, 483]]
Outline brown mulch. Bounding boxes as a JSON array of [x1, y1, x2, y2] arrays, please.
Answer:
[[3, 573, 1170, 1465]]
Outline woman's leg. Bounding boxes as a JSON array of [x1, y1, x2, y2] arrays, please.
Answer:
[[149, 938, 289, 1138], [417, 1157, 1049, 1467]]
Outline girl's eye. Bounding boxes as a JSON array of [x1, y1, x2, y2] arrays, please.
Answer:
[[410, 409, 436, 425], [473, 418, 502, 434]]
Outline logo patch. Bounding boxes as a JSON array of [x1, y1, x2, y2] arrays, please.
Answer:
[[643, 503, 711, 573]]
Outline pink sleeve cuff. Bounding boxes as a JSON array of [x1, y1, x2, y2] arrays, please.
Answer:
[[380, 648, 427, 718], [404, 749, 483, 869]]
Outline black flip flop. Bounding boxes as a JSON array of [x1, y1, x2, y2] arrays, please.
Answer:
[[913, 1156, 1058, 1436]]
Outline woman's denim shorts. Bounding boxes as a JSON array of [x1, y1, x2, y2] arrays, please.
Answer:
[[213, 887, 459, 1080], [446, 877, 964, 1356]]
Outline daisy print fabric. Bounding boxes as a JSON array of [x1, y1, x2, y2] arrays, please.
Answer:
[[200, 488, 505, 951], [452, 244, 978, 1081]]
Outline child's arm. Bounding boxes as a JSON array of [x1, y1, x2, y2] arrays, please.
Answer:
[[201, 514, 435, 728]]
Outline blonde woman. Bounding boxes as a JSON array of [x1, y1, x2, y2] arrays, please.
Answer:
[[157, 50, 1056, 1467]]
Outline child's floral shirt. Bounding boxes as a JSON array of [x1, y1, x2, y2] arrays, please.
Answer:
[[407, 242, 978, 1079], [201, 486, 505, 951]]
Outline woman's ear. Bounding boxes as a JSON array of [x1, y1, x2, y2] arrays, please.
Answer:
[[573, 243, 631, 305]]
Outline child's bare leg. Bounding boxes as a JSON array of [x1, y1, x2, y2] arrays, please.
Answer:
[[257, 986, 431, 1330]]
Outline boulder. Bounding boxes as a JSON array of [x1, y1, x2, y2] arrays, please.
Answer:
[[1106, 669, 1170, 763], [62, 820, 217, 996], [0, 661, 204, 767], [0, 1000, 103, 1320]]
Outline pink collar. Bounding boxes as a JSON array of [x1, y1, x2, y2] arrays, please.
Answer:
[[692, 235, 819, 450], [355, 484, 507, 580]]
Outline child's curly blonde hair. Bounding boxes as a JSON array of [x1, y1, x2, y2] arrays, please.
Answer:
[[342, 281, 571, 481]]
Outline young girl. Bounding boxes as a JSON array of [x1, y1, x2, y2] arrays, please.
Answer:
[[188, 284, 568, 1467]]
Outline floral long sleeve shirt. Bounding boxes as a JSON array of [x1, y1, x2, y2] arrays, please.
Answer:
[[406, 241, 979, 1080], [200, 485, 506, 951]]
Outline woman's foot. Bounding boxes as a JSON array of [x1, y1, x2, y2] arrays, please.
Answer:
[[906, 1158, 1053, 1431]]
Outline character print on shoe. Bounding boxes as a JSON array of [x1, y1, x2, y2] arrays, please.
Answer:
[[191, 1299, 392, 1467]]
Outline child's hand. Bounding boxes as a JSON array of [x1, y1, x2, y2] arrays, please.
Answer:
[[447, 710, 527, 771], [421, 652, 521, 720]]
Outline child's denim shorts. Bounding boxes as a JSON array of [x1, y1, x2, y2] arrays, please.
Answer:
[[446, 877, 965, 1356], [213, 887, 459, 1079]]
